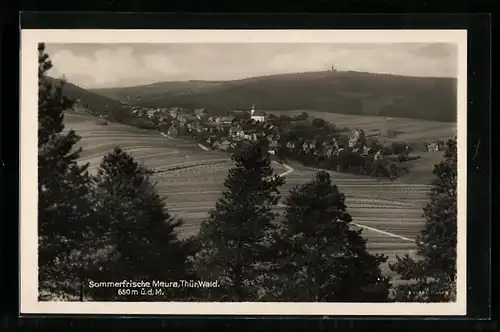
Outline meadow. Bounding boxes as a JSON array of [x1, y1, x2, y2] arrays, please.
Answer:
[[270, 109, 455, 185], [269, 109, 457, 143], [64, 110, 433, 282]]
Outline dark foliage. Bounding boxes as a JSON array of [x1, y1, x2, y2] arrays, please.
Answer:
[[192, 142, 285, 301], [390, 138, 457, 302], [268, 171, 390, 302], [87, 148, 196, 301], [38, 43, 94, 300]]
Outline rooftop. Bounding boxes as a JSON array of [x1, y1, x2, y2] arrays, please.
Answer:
[[220, 116, 236, 122], [252, 110, 266, 116]]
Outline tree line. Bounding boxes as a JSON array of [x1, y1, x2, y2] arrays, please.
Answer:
[[38, 43, 457, 302]]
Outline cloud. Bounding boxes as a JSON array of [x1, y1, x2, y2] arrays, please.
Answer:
[[46, 43, 457, 89], [49, 45, 187, 87], [408, 43, 457, 58]]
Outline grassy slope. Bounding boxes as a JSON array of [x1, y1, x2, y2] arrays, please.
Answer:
[[91, 70, 457, 122]]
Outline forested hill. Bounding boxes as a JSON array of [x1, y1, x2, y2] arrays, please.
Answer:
[[90, 71, 457, 122], [47, 77, 123, 116]]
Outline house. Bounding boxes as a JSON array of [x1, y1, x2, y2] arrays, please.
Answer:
[[362, 146, 372, 156], [229, 125, 243, 137], [177, 109, 193, 118], [267, 124, 277, 132], [216, 116, 236, 126], [303, 140, 316, 151], [176, 111, 195, 124], [427, 142, 439, 152], [250, 104, 266, 122], [167, 126, 178, 137], [169, 107, 181, 118], [325, 147, 335, 157], [373, 150, 383, 160], [229, 126, 238, 136], [147, 110, 156, 118], [348, 129, 366, 148], [194, 108, 208, 120], [206, 135, 217, 146], [218, 140, 231, 151], [334, 147, 345, 156], [251, 110, 266, 122]]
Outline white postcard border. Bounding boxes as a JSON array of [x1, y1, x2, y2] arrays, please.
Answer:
[[20, 29, 467, 316]]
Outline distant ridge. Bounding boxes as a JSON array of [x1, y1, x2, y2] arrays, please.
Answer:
[[62, 70, 456, 122], [48, 77, 123, 116], [90, 70, 457, 122]]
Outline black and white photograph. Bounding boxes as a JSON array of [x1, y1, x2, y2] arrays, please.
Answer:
[[20, 29, 467, 315]]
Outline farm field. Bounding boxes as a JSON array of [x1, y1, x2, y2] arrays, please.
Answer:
[[64, 111, 230, 174], [269, 109, 455, 185], [166, 160, 429, 281], [269, 109, 456, 143], [64, 110, 432, 281]]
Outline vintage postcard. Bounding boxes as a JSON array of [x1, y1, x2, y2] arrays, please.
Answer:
[[20, 29, 467, 315]]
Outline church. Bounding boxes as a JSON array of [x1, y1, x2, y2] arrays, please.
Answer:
[[250, 104, 266, 122]]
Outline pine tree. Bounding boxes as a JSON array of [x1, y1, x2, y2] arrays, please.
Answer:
[[390, 138, 457, 302], [271, 170, 390, 302], [192, 142, 285, 301], [88, 147, 195, 301], [37, 43, 94, 300]]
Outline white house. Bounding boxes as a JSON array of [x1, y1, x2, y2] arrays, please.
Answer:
[[250, 104, 266, 122], [427, 142, 439, 152], [348, 129, 366, 148]]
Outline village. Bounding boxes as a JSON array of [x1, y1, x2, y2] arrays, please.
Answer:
[[82, 98, 447, 180]]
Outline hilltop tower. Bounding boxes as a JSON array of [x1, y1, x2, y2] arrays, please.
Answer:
[[250, 104, 256, 116]]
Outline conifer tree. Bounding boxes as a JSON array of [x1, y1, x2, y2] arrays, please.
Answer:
[[192, 142, 285, 301], [37, 43, 94, 299], [390, 138, 457, 302], [88, 147, 195, 301], [271, 171, 390, 302]]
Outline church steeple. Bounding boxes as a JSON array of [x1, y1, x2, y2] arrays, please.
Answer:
[[250, 104, 256, 116]]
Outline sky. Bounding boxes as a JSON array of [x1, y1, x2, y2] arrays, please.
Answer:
[[45, 43, 458, 89]]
